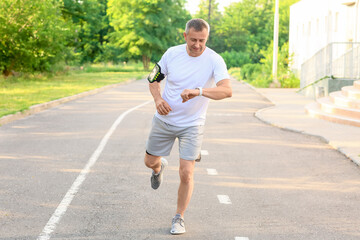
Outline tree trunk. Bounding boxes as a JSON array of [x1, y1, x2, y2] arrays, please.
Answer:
[[2, 61, 15, 77], [142, 55, 150, 70], [2, 66, 12, 77]]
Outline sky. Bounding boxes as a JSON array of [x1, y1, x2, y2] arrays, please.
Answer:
[[185, 0, 242, 15]]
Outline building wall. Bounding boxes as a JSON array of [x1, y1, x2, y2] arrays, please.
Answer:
[[289, 0, 360, 74]]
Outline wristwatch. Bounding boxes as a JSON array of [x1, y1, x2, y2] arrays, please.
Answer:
[[196, 87, 203, 96]]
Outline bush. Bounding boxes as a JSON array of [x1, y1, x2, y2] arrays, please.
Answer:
[[240, 63, 262, 81], [234, 63, 272, 87], [251, 74, 273, 88], [228, 67, 241, 80], [220, 51, 250, 68], [236, 41, 300, 88], [279, 72, 300, 88], [94, 43, 125, 64], [0, 0, 71, 76]]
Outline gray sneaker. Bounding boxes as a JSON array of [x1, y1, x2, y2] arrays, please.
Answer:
[[151, 158, 168, 190], [195, 153, 201, 162], [170, 214, 186, 235]]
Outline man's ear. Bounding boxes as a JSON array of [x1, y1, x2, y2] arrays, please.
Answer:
[[183, 32, 187, 40]]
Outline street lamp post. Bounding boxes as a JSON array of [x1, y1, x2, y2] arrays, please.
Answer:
[[272, 0, 280, 87], [356, 0, 359, 42]]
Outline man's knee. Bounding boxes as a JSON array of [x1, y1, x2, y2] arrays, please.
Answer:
[[179, 161, 194, 183], [144, 152, 161, 168]]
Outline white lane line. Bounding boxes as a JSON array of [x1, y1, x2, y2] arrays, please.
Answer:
[[37, 100, 151, 240], [207, 168, 218, 175], [201, 150, 209, 155], [217, 195, 232, 204], [235, 237, 249, 240], [209, 113, 243, 116]]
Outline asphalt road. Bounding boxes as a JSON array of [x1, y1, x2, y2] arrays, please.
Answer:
[[1, 79, 360, 240]]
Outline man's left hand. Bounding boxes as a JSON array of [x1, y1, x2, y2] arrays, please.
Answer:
[[181, 89, 200, 103]]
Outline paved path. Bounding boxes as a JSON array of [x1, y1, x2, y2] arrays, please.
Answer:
[[255, 87, 360, 165], [1, 79, 360, 240]]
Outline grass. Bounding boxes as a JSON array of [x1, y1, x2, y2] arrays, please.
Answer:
[[228, 66, 300, 88], [0, 63, 148, 118]]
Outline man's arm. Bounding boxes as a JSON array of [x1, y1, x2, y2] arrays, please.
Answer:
[[149, 82, 172, 115], [181, 79, 232, 103]]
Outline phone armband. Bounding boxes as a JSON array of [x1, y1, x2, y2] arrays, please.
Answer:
[[147, 63, 165, 83]]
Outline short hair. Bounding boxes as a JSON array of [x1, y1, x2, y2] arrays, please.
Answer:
[[185, 18, 210, 35]]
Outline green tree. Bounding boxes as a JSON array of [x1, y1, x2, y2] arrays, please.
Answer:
[[194, 0, 225, 52], [220, 0, 274, 63], [217, 2, 247, 53], [60, 0, 114, 64], [278, 0, 299, 46], [240, 41, 299, 88], [107, 0, 190, 70], [211, 0, 300, 69], [0, 0, 70, 76], [259, 40, 299, 87]]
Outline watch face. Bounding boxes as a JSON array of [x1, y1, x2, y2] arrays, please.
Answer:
[[148, 64, 160, 82]]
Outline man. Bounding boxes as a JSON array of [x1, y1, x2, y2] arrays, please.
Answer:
[[144, 18, 232, 235]]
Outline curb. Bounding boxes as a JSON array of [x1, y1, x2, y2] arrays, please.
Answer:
[[0, 79, 136, 126], [243, 82, 360, 167]]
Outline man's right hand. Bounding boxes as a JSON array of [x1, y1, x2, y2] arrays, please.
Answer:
[[155, 98, 172, 115]]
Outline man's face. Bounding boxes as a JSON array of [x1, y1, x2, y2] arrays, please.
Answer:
[[183, 28, 208, 57]]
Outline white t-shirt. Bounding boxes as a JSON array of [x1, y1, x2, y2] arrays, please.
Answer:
[[155, 44, 229, 127]]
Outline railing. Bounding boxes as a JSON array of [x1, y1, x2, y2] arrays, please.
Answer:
[[301, 42, 360, 89]]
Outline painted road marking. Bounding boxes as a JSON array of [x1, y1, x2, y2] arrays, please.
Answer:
[[207, 168, 218, 175], [37, 100, 151, 240], [201, 150, 209, 155], [209, 113, 243, 116], [235, 237, 249, 240], [217, 195, 232, 204]]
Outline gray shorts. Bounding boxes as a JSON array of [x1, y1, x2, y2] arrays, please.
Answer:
[[146, 116, 204, 161]]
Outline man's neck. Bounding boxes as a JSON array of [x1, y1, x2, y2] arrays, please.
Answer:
[[186, 45, 206, 57]]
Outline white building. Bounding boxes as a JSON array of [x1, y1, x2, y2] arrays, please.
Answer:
[[289, 0, 360, 90]]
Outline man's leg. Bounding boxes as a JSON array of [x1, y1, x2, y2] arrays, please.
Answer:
[[145, 153, 168, 190], [144, 153, 162, 174], [144, 116, 175, 175], [176, 158, 196, 217]]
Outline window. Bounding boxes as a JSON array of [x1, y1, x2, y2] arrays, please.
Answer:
[[303, 24, 305, 35], [316, 18, 319, 34], [297, 25, 299, 39], [335, 12, 339, 32], [325, 16, 328, 32]]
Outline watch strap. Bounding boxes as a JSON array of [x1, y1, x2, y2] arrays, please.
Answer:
[[196, 87, 203, 96]]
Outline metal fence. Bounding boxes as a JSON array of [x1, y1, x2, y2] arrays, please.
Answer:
[[301, 42, 360, 89]]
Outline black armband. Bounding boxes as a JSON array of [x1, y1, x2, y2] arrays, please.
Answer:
[[147, 63, 165, 83]]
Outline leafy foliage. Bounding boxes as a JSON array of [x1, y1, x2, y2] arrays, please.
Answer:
[[240, 41, 300, 88], [107, 0, 190, 69], [219, 0, 274, 62], [213, 0, 300, 87], [0, 0, 70, 75], [60, 0, 114, 64], [194, 0, 225, 52], [0, 0, 301, 88], [220, 51, 250, 69]]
